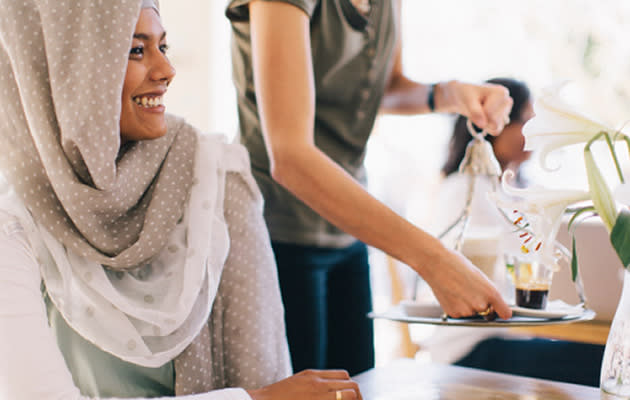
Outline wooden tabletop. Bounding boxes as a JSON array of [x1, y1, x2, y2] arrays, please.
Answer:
[[353, 358, 600, 400], [510, 320, 610, 345]]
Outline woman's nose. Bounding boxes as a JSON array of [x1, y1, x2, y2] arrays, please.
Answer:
[[150, 52, 176, 84]]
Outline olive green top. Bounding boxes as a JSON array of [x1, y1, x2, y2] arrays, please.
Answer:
[[227, 0, 397, 248], [45, 292, 175, 397]]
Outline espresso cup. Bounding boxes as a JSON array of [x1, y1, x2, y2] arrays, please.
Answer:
[[507, 256, 553, 309]]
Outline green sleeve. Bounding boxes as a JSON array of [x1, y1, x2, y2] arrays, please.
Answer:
[[225, 0, 319, 22]]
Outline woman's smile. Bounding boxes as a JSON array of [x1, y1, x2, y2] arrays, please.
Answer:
[[132, 93, 165, 110], [119, 8, 175, 142]]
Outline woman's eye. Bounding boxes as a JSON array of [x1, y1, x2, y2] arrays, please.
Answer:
[[129, 46, 144, 57], [159, 44, 170, 54]]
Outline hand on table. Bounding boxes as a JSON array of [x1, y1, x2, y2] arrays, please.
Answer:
[[247, 369, 363, 400]]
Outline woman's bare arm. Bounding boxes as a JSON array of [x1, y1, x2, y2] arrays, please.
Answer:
[[248, 0, 511, 320]]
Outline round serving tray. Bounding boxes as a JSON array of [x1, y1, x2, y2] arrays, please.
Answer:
[[368, 302, 595, 327]]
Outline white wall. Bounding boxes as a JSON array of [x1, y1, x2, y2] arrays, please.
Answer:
[[160, 2, 237, 138]]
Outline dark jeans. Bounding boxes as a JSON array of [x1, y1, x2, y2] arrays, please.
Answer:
[[272, 241, 374, 376], [455, 337, 605, 387]]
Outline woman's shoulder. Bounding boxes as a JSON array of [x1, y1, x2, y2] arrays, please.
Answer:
[[197, 133, 251, 173]]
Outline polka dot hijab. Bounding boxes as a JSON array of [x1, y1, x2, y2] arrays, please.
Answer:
[[0, 0, 246, 389], [0, 0, 195, 271]]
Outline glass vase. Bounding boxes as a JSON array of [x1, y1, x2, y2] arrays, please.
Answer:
[[601, 269, 630, 398]]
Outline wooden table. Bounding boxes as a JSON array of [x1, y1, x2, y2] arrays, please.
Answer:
[[510, 320, 610, 345], [353, 358, 600, 400]]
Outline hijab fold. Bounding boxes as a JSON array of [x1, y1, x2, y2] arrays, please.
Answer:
[[0, 0, 194, 270]]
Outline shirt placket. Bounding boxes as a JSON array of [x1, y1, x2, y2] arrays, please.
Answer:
[[356, 2, 378, 123]]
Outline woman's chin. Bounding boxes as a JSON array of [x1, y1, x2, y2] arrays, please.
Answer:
[[120, 125, 167, 142]]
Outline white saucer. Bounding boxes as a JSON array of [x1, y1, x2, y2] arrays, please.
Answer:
[[510, 300, 585, 319], [400, 301, 444, 318]]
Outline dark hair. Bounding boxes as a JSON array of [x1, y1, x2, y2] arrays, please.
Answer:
[[441, 78, 531, 176]]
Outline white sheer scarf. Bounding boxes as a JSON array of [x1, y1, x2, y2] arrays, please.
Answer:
[[0, 0, 237, 378]]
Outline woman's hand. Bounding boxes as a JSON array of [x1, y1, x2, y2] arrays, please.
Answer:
[[419, 245, 513, 321], [247, 369, 363, 400], [437, 80, 513, 135]]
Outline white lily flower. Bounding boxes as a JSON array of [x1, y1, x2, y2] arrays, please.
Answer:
[[614, 183, 630, 206], [523, 84, 625, 170], [495, 171, 589, 268]]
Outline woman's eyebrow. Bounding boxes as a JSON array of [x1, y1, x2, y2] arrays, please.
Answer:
[[132, 31, 167, 41]]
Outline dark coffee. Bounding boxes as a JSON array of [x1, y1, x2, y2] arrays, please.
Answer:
[[515, 286, 549, 309]]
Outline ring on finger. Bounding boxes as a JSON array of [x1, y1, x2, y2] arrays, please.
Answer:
[[336, 390, 343, 400], [477, 305, 493, 316]]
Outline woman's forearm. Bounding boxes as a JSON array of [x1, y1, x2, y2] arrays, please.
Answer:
[[271, 142, 445, 276], [380, 75, 433, 115]]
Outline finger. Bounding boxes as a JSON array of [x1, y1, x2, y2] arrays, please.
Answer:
[[303, 369, 350, 380], [325, 379, 361, 392], [441, 303, 469, 319], [466, 101, 487, 132], [476, 305, 497, 321], [483, 91, 513, 135], [327, 388, 360, 400], [476, 305, 493, 316], [490, 293, 513, 320]]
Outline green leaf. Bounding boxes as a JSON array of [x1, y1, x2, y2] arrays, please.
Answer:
[[571, 236, 579, 281], [611, 209, 630, 268]]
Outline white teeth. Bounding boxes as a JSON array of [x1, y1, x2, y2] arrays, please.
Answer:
[[133, 95, 163, 108]]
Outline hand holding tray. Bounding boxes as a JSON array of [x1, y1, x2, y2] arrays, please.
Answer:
[[369, 300, 595, 327]]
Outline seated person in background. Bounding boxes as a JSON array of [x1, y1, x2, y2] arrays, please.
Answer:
[[0, 1, 361, 399], [420, 78, 604, 387]]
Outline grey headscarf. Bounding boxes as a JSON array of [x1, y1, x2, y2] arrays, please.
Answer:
[[0, 0, 196, 271], [0, 3, 294, 396], [0, 0, 233, 395], [142, 0, 159, 12]]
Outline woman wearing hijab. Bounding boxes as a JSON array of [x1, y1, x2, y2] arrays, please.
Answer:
[[0, 1, 361, 399]]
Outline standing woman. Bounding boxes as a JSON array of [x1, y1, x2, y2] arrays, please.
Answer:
[[226, 0, 513, 375], [0, 1, 362, 399]]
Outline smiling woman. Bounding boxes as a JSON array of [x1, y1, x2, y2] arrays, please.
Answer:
[[0, 1, 362, 399]]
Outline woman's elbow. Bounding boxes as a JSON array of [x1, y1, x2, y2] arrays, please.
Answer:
[[268, 148, 294, 187]]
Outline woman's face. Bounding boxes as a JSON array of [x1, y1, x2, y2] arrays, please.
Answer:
[[119, 9, 175, 142], [493, 100, 535, 170]]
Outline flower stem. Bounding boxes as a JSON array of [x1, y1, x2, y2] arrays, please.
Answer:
[[567, 205, 596, 230], [587, 131, 624, 183], [602, 132, 625, 184]]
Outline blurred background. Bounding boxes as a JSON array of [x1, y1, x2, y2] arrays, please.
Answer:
[[159, 0, 630, 365]]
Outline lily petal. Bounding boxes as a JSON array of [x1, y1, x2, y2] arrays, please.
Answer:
[[614, 183, 630, 206], [584, 147, 618, 231], [500, 171, 589, 209], [495, 171, 589, 267], [523, 85, 620, 170]]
